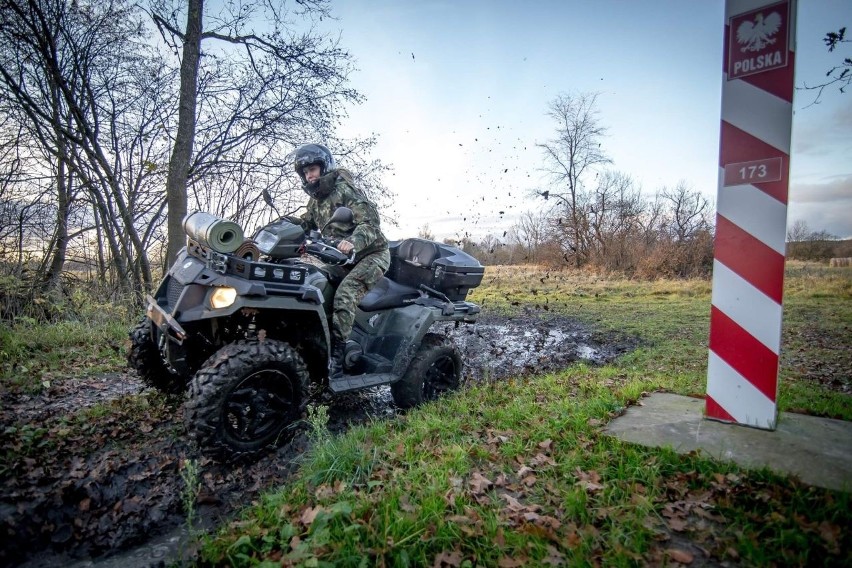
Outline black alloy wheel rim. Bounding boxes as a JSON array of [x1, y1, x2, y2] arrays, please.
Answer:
[[224, 369, 297, 444], [422, 355, 458, 400]]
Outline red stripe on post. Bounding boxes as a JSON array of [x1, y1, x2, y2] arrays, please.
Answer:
[[709, 306, 779, 402], [714, 215, 786, 303], [740, 52, 795, 103], [705, 395, 737, 422], [719, 121, 790, 204]]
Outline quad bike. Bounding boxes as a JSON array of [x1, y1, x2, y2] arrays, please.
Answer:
[[128, 208, 483, 461]]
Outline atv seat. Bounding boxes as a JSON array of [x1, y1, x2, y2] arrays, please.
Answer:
[[358, 276, 420, 312], [397, 238, 440, 267]]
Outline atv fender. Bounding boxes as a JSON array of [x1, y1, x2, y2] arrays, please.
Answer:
[[364, 304, 446, 377]]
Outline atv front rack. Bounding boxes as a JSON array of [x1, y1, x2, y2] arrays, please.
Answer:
[[188, 239, 308, 286]]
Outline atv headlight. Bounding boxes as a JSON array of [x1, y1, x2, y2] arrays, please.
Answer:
[[255, 229, 277, 254], [210, 286, 237, 309]]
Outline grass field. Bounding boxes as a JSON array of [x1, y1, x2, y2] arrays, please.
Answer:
[[193, 262, 851, 566], [0, 263, 849, 565]]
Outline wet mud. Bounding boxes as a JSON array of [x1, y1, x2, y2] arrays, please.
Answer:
[[1, 310, 637, 567]]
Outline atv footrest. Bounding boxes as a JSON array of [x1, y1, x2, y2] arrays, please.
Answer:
[[328, 372, 397, 393]]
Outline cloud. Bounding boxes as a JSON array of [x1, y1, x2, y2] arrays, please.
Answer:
[[787, 200, 852, 239], [788, 173, 852, 238], [793, 104, 852, 154], [832, 103, 852, 129], [789, 174, 852, 203]]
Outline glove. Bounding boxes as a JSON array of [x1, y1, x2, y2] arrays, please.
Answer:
[[280, 215, 303, 226]]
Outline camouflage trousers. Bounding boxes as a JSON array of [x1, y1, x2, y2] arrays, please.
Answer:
[[330, 248, 391, 346]]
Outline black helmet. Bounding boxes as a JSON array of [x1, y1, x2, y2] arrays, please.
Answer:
[[293, 143, 335, 185]]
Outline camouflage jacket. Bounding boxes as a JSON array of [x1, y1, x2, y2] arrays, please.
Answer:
[[299, 169, 388, 261]]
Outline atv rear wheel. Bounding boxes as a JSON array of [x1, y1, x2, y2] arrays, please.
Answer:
[[128, 320, 185, 394], [186, 340, 309, 462], [391, 333, 462, 409]]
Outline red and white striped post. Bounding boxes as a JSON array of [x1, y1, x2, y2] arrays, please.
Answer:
[[706, 0, 796, 430]]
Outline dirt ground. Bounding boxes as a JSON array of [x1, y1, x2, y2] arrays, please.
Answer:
[[0, 310, 639, 567]]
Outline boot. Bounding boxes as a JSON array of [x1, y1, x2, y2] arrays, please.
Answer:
[[328, 339, 346, 381]]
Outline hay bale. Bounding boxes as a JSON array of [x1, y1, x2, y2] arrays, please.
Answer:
[[829, 257, 851, 267]]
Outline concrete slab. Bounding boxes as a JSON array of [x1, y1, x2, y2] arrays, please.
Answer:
[[603, 392, 852, 492]]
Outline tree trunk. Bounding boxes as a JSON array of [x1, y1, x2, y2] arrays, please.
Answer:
[[165, 0, 203, 265], [41, 158, 71, 291], [570, 181, 582, 269], [94, 209, 107, 283]]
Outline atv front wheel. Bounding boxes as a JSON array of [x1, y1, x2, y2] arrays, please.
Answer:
[[128, 320, 185, 394], [391, 333, 462, 409], [185, 340, 309, 462]]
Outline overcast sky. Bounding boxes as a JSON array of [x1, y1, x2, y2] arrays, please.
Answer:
[[317, 0, 851, 241]]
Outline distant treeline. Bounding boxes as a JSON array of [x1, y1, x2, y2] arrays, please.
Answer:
[[786, 239, 852, 261], [453, 225, 850, 274]]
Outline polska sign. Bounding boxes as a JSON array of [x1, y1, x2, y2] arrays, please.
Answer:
[[728, 0, 790, 80]]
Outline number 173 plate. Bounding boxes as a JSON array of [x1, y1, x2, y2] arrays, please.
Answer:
[[723, 157, 783, 186]]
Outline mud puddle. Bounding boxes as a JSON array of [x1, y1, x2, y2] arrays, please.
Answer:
[[2, 310, 637, 567], [444, 312, 636, 382]]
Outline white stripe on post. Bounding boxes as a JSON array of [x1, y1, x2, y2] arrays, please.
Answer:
[[717, 181, 788, 255], [710, 260, 783, 354], [721, 80, 793, 153], [707, 352, 778, 428]]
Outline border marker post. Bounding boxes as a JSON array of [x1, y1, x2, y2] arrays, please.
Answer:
[[706, 0, 796, 429]]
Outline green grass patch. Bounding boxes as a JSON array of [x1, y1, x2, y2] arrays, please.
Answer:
[[199, 263, 851, 566], [0, 318, 129, 393], [201, 369, 850, 566], [1, 264, 848, 564]]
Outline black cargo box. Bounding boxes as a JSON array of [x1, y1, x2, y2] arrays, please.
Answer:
[[387, 238, 484, 301]]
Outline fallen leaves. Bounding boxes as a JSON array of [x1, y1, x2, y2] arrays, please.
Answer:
[[0, 385, 315, 565], [574, 468, 604, 493], [543, 544, 566, 565], [432, 549, 463, 567], [468, 471, 493, 494], [665, 548, 694, 564], [3, 304, 848, 568], [530, 453, 557, 468], [644, 466, 852, 567], [817, 520, 841, 553], [299, 505, 323, 527]]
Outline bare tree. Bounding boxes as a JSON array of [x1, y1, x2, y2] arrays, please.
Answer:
[[537, 92, 611, 267], [418, 223, 435, 241], [149, 0, 364, 264], [1, 0, 379, 303], [0, 135, 56, 272], [158, 0, 201, 267], [585, 170, 646, 270], [509, 209, 550, 264], [638, 191, 666, 247], [786, 219, 837, 260], [660, 181, 710, 242], [0, 0, 168, 294], [787, 219, 811, 243], [800, 26, 850, 104]]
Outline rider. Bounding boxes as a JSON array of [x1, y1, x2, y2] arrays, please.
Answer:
[[291, 143, 390, 380]]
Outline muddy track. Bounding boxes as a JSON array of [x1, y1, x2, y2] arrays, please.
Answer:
[[1, 311, 638, 567]]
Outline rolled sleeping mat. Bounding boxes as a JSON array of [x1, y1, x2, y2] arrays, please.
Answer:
[[183, 211, 245, 254], [234, 239, 260, 261]]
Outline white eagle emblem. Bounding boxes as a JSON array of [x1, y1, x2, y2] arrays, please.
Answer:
[[737, 11, 782, 53]]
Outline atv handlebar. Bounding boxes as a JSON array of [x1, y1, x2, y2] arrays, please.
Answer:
[[304, 240, 355, 265]]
